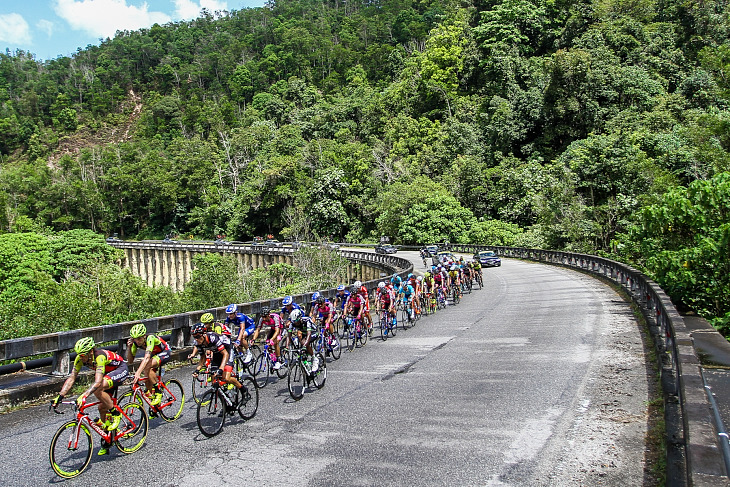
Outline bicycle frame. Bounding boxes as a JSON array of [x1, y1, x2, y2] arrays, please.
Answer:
[[128, 379, 176, 411], [62, 398, 137, 447]]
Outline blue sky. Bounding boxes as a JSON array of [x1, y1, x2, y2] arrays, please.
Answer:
[[1, 0, 265, 61]]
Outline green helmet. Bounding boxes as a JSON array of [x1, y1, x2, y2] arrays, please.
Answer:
[[130, 323, 146, 338], [74, 337, 95, 355], [200, 312, 215, 324]]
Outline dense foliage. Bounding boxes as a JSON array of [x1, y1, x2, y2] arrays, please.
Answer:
[[1, 0, 729, 330], [0, 229, 347, 340]]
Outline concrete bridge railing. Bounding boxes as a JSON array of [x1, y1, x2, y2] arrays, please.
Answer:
[[450, 244, 724, 486]]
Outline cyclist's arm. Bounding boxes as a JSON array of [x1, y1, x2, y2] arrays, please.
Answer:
[[80, 365, 107, 401], [58, 368, 80, 397], [134, 351, 152, 381]]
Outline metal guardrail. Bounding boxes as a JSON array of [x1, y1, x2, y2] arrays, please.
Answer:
[[0, 247, 413, 377]]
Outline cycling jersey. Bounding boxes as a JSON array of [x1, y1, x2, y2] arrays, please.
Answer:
[[211, 322, 233, 336], [260, 313, 283, 330], [346, 293, 365, 310], [226, 312, 255, 335], [378, 288, 395, 306], [280, 303, 303, 317], [291, 316, 317, 333], [130, 335, 169, 357], [401, 284, 415, 297], [198, 332, 234, 369], [335, 291, 350, 310], [315, 301, 334, 320], [74, 349, 125, 374]]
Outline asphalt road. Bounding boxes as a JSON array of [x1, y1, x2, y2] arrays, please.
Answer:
[[0, 251, 654, 486]]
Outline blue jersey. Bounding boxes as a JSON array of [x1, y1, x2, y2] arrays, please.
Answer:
[[280, 302, 303, 317], [225, 312, 255, 334], [335, 291, 350, 309], [401, 284, 415, 297]]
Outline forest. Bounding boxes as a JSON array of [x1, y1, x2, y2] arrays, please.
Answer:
[[0, 0, 728, 337]]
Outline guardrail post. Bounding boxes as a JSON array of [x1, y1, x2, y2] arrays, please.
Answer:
[[52, 350, 70, 376]]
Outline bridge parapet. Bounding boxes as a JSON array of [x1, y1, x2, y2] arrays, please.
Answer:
[[0, 245, 412, 375]]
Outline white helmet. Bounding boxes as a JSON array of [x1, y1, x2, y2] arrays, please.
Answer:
[[354, 280, 362, 288], [378, 281, 385, 288], [289, 309, 303, 322], [417, 275, 423, 281]]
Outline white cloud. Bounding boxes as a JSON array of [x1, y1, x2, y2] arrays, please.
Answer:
[[36, 19, 55, 37], [174, 0, 229, 19], [0, 13, 32, 45], [54, 0, 172, 38]]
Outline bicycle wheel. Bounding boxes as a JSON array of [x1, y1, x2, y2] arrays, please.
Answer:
[[400, 308, 409, 329], [345, 323, 356, 352], [358, 324, 368, 346], [334, 316, 344, 339], [159, 379, 185, 422], [245, 345, 260, 375], [49, 421, 92, 479], [191, 374, 210, 405], [197, 389, 226, 437], [237, 376, 259, 420], [115, 401, 148, 453], [276, 347, 290, 379], [312, 353, 326, 389], [251, 352, 270, 388], [328, 334, 342, 360], [380, 316, 388, 341], [288, 361, 305, 400], [389, 315, 397, 337]]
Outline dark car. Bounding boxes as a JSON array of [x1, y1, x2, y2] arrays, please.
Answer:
[[375, 243, 398, 254], [474, 250, 502, 267]]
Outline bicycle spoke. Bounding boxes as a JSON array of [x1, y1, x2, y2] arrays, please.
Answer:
[[49, 421, 93, 479]]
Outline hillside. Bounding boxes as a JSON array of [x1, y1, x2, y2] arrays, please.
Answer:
[[0, 0, 729, 328]]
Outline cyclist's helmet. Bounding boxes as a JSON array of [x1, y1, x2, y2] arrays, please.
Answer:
[[282, 296, 293, 306], [417, 275, 423, 282], [407, 273, 413, 279], [424, 272, 431, 279], [225, 304, 237, 314], [289, 309, 303, 322], [261, 306, 270, 315], [200, 312, 214, 324], [191, 322, 206, 336], [354, 280, 362, 288], [311, 291, 320, 302], [74, 337, 95, 355], [316, 295, 326, 304], [337, 284, 345, 291], [378, 281, 385, 289], [130, 323, 146, 338]]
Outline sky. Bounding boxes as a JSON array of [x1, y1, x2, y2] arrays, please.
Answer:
[[0, 0, 266, 61]]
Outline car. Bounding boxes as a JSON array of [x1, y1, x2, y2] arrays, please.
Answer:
[[106, 233, 121, 242], [474, 250, 502, 267], [425, 244, 439, 256], [375, 243, 398, 254], [323, 241, 340, 250], [434, 250, 455, 265], [265, 239, 284, 247]]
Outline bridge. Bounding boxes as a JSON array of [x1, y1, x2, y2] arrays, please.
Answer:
[[0, 243, 727, 485]]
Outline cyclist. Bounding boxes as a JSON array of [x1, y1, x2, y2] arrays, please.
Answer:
[[126, 323, 170, 407], [449, 264, 462, 299], [376, 281, 396, 332], [201, 312, 232, 337], [280, 295, 303, 321], [344, 284, 365, 325], [52, 337, 129, 456], [286, 309, 320, 373], [311, 294, 333, 331], [354, 281, 373, 334], [399, 276, 416, 321], [190, 323, 246, 393], [256, 307, 284, 370], [333, 285, 350, 318], [225, 304, 256, 364]]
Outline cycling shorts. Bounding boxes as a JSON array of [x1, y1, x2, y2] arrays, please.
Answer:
[[151, 349, 171, 369], [104, 362, 129, 389]]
